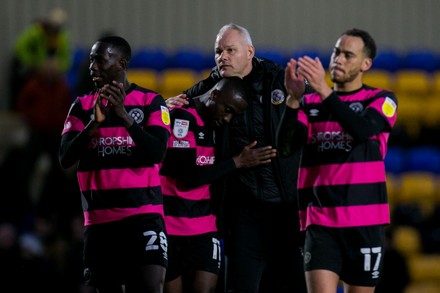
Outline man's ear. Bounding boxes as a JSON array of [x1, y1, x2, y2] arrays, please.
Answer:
[[248, 45, 255, 59], [209, 89, 220, 101], [119, 58, 128, 70], [361, 57, 372, 72]]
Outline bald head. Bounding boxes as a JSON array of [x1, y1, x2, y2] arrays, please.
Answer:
[[201, 76, 250, 128]]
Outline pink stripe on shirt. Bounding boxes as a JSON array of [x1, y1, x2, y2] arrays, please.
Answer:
[[83, 204, 164, 226], [298, 161, 386, 188], [77, 166, 161, 191], [164, 214, 217, 236], [299, 203, 390, 230], [62, 116, 85, 135]]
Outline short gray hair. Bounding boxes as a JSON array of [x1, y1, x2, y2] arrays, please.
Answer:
[[217, 23, 253, 46]]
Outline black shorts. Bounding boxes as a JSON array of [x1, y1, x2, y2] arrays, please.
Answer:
[[165, 232, 221, 282], [303, 225, 385, 287], [83, 214, 168, 287]]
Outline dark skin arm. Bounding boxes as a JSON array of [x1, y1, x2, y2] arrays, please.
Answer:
[[161, 140, 276, 188]]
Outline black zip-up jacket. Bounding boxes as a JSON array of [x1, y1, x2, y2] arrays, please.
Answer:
[[184, 57, 307, 206]]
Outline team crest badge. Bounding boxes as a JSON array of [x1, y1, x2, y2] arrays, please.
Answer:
[[271, 89, 285, 105], [129, 108, 144, 124], [349, 102, 363, 113], [173, 119, 189, 138]]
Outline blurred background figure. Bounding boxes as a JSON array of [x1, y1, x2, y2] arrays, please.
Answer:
[[8, 7, 80, 241], [9, 7, 72, 111], [15, 53, 77, 228]]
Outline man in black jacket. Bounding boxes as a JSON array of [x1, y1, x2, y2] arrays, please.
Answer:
[[166, 23, 309, 293]]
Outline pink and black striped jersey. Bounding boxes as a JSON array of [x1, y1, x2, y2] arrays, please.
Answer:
[[296, 86, 397, 231], [61, 84, 171, 226], [160, 101, 218, 236]]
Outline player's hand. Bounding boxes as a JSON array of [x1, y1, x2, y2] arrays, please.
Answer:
[[233, 141, 277, 168], [100, 81, 126, 115], [297, 56, 332, 99], [166, 94, 189, 109], [284, 58, 305, 101], [94, 89, 109, 123]]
